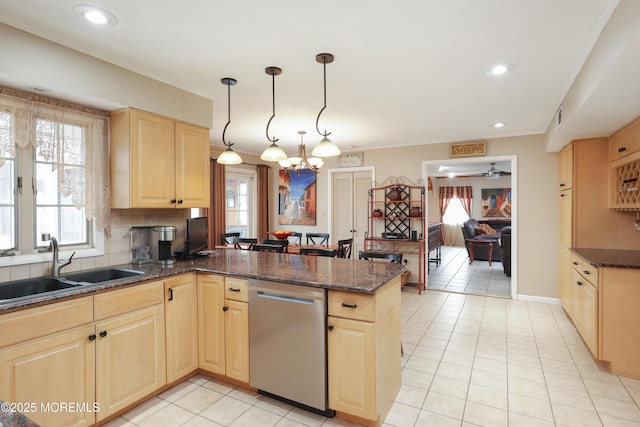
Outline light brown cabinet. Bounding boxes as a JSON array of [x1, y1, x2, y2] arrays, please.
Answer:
[[93, 280, 166, 421], [198, 274, 249, 383], [559, 143, 574, 190], [165, 274, 199, 383], [327, 276, 401, 425], [609, 116, 640, 162], [110, 108, 210, 209], [570, 254, 598, 356]]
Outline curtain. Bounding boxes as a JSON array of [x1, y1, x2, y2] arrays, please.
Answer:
[[0, 87, 111, 236], [209, 159, 226, 247], [456, 186, 473, 216], [438, 186, 454, 244], [256, 164, 270, 240]]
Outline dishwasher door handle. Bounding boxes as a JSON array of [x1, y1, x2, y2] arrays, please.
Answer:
[[256, 290, 315, 305]]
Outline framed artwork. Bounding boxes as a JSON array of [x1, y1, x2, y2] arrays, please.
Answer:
[[481, 188, 512, 218], [278, 169, 317, 225]]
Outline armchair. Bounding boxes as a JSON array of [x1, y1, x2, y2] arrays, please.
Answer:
[[461, 218, 502, 262]]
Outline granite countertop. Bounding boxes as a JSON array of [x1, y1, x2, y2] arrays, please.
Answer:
[[0, 401, 39, 427], [0, 250, 406, 314], [572, 248, 640, 269]]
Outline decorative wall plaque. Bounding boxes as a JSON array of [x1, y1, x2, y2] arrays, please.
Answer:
[[449, 141, 486, 158], [338, 152, 364, 167]]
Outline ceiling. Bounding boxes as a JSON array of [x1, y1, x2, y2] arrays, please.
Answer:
[[1, 0, 639, 158]]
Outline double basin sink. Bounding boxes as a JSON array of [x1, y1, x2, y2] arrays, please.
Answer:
[[0, 268, 146, 302]]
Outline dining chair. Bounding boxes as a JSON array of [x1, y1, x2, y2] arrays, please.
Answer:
[[288, 232, 302, 245], [221, 232, 240, 246], [337, 238, 353, 259], [358, 251, 403, 263], [261, 239, 289, 253], [234, 238, 257, 250], [299, 247, 337, 257], [253, 244, 285, 253], [306, 233, 330, 246]]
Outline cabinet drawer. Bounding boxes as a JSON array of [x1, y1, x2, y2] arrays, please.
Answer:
[[328, 290, 374, 322], [579, 263, 599, 287], [225, 277, 248, 302], [0, 296, 93, 348], [94, 280, 164, 321]]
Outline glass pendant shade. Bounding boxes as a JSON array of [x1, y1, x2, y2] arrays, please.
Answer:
[[261, 142, 288, 162], [278, 158, 292, 168], [217, 147, 243, 165], [307, 157, 324, 169], [311, 136, 341, 157]]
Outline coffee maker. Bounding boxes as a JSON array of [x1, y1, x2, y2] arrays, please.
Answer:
[[152, 226, 177, 267]]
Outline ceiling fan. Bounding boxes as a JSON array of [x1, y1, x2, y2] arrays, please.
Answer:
[[484, 162, 509, 179]]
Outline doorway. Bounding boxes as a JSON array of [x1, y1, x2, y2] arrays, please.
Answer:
[[422, 155, 517, 298]]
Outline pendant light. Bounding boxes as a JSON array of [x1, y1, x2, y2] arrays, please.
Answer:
[[216, 77, 243, 165], [312, 53, 341, 158], [260, 66, 288, 162]]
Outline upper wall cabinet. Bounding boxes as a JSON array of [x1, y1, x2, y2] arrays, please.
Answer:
[[110, 108, 210, 209], [609, 116, 640, 162]]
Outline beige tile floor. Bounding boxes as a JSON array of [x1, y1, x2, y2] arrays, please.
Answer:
[[104, 288, 640, 427]]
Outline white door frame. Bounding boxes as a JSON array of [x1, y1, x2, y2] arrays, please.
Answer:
[[422, 155, 517, 298]]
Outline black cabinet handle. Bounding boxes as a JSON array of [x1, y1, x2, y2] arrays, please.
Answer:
[[168, 288, 174, 301], [583, 270, 590, 275], [341, 303, 357, 309], [572, 261, 579, 265], [88, 334, 96, 341], [99, 331, 107, 338], [577, 280, 583, 286], [223, 306, 229, 312], [327, 325, 334, 331], [619, 147, 627, 153], [177, 199, 183, 204], [228, 287, 241, 292], [560, 183, 565, 187], [170, 198, 177, 204]]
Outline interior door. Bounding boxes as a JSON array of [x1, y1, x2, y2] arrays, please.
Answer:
[[332, 170, 371, 254]]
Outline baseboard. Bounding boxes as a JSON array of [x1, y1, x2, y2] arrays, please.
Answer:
[[515, 294, 561, 305]]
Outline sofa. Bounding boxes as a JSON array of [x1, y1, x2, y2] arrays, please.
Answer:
[[461, 218, 503, 262], [501, 226, 511, 276]]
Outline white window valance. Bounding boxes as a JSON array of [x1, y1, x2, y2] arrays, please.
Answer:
[[0, 87, 111, 236]]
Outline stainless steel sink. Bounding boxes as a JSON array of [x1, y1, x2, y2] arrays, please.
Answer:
[[0, 277, 81, 300], [62, 268, 146, 284]]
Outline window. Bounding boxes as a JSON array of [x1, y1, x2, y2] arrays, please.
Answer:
[[34, 118, 88, 248], [226, 170, 256, 237], [0, 91, 109, 265], [0, 110, 16, 251], [442, 198, 470, 225]]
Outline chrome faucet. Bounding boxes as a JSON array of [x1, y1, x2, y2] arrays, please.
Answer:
[[42, 233, 75, 277]]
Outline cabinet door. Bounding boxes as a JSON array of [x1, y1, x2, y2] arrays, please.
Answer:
[[559, 189, 573, 249], [175, 122, 210, 208], [130, 109, 176, 208], [165, 274, 199, 383], [558, 247, 572, 315], [224, 299, 249, 383], [198, 274, 226, 374], [327, 316, 376, 420], [95, 305, 166, 421], [559, 143, 574, 190], [579, 281, 598, 356], [0, 325, 96, 427]]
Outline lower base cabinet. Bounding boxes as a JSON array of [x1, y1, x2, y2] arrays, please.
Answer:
[[95, 304, 166, 421], [327, 276, 401, 425], [198, 274, 249, 383], [0, 325, 96, 427], [165, 274, 199, 383]]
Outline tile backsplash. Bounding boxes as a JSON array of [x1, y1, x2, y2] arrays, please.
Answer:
[[2, 208, 192, 281]]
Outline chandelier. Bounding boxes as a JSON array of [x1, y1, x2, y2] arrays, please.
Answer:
[[279, 131, 323, 173]]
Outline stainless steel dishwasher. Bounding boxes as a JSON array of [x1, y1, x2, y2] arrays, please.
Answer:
[[249, 279, 333, 416]]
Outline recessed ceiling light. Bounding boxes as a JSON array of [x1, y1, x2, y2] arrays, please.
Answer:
[[487, 63, 513, 76], [493, 122, 505, 128], [73, 5, 119, 26]]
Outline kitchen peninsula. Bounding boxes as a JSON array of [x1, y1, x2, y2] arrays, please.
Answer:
[[0, 251, 404, 427]]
